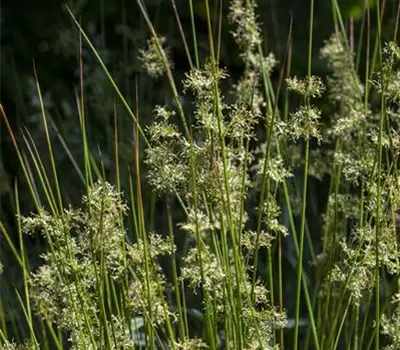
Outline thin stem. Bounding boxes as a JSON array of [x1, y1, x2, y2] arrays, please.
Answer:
[[293, 0, 314, 347]]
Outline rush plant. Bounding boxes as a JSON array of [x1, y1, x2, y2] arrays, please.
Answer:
[[1, 0, 400, 349]]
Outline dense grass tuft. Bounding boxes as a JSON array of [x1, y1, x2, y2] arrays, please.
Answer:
[[2, 0, 400, 349]]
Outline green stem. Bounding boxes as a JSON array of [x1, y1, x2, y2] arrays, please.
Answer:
[[293, 138, 310, 350]]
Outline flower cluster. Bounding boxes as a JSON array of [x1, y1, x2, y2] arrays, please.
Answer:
[[139, 36, 172, 78], [21, 181, 134, 349], [283, 75, 325, 142], [145, 106, 190, 194], [381, 293, 400, 349], [228, 0, 262, 52], [127, 232, 176, 326], [373, 42, 400, 103], [0, 341, 37, 350], [229, 0, 277, 114]]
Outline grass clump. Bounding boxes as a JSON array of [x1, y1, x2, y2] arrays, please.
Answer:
[[2, 0, 400, 349]]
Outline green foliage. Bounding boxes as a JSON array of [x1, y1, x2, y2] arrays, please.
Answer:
[[2, 0, 400, 349]]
